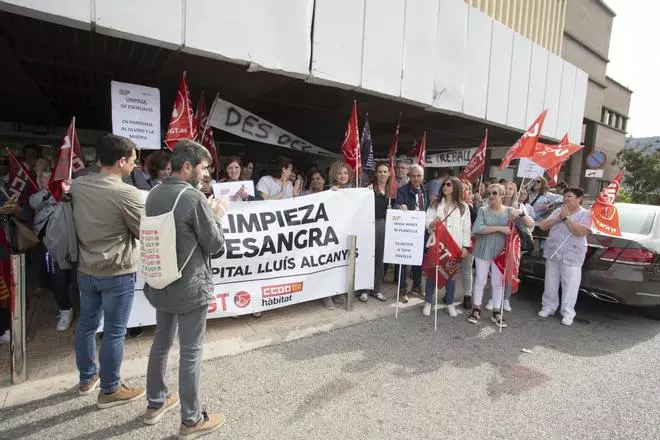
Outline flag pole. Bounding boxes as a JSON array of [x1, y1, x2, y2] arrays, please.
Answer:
[[68, 117, 76, 180], [395, 266, 402, 318], [434, 266, 438, 332], [203, 94, 220, 180]]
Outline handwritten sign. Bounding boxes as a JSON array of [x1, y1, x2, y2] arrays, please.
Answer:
[[383, 209, 426, 266]]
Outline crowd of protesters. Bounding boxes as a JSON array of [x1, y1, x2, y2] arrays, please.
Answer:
[[0, 135, 590, 438]]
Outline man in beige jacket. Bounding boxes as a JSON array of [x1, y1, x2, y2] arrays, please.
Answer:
[[71, 133, 145, 409]]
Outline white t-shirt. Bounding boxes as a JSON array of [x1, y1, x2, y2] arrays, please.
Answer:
[[256, 175, 293, 199]]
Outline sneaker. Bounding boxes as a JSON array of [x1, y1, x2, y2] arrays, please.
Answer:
[[56, 309, 74, 331], [462, 295, 472, 310], [467, 308, 481, 324], [144, 393, 180, 425], [97, 383, 146, 409], [371, 292, 386, 302], [358, 293, 368, 303], [422, 303, 431, 316], [537, 309, 553, 318], [78, 374, 100, 396], [447, 304, 457, 318], [179, 411, 226, 439], [322, 297, 335, 310], [491, 312, 508, 328], [485, 299, 494, 311], [399, 293, 409, 304], [561, 317, 574, 326], [0, 330, 9, 345], [503, 300, 512, 312]]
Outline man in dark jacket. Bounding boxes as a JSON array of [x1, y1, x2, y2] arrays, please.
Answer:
[[394, 164, 428, 302], [142, 140, 227, 438]]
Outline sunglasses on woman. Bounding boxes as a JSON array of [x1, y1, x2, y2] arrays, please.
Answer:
[[489, 191, 500, 196], [443, 182, 452, 187]]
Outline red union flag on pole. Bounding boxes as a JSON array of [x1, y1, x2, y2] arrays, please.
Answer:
[[495, 223, 522, 294], [341, 100, 361, 173], [499, 110, 548, 170], [528, 134, 583, 171], [387, 115, 401, 162], [49, 117, 85, 202], [591, 169, 624, 236], [6, 148, 38, 202], [194, 92, 218, 168], [459, 130, 488, 182], [422, 222, 463, 289], [164, 71, 196, 150], [416, 132, 427, 167]]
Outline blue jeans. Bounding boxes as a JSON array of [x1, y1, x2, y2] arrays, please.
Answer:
[[424, 277, 456, 305], [75, 272, 136, 394], [398, 265, 422, 292]]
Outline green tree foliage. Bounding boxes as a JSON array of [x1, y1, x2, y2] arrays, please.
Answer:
[[614, 145, 660, 205]]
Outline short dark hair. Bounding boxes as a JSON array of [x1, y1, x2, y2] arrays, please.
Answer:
[[170, 140, 212, 172], [224, 156, 243, 171], [96, 134, 136, 166], [556, 181, 568, 190], [147, 150, 171, 179], [564, 186, 585, 199], [272, 156, 293, 178]]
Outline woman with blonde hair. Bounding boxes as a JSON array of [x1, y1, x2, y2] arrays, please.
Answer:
[[468, 183, 527, 327], [326, 161, 353, 190]]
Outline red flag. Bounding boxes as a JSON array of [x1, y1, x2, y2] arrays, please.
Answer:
[[194, 92, 218, 168], [387, 116, 400, 162], [459, 130, 488, 182], [6, 149, 39, 203], [164, 71, 196, 150], [49, 117, 85, 202], [528, 136, 583, 171], [591, 169, 624, 236], [341, 100, 361, 173], [387, 159, 398, 198], [495, 223, 522, 294], [0, 227, 13, 315], [499, 110, 547, 170], [416, 132, 427, 167], [422, 221, 463, 289]]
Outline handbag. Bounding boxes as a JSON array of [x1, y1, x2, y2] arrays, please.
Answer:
[[11, 216, 39, 251], [515, 221, 535, 252]]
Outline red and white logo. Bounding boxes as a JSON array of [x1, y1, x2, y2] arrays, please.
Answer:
[[261, 282, 303, 298], [233, 291, 251, 308]]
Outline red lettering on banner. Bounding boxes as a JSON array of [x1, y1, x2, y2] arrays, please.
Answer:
[[261, 282, 303, 298]]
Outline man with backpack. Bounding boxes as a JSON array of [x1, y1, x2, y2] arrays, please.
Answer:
[[70, 134, 145, 406], [141, 140, 227, 439]]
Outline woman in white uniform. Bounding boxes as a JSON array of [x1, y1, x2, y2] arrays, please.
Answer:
[[538, 186, 592, 326]]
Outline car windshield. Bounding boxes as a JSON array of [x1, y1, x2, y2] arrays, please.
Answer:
[[617, 205, 656, 235]]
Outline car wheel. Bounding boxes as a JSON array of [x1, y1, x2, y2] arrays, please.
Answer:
[[641, 306, 660, 321]]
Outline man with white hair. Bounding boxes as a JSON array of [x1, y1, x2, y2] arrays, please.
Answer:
[[394, 164, 428, 302]]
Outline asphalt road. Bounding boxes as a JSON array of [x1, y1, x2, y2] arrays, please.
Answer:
[[1, 285, 659, 440]]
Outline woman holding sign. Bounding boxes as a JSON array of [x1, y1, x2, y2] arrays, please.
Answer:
[[469, 184, 525, 327], [423, 177, 472, 318], [221, 156, 259, 201]]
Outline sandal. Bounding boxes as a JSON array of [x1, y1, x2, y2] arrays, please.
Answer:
[[467, 308, 481, 324], [491, 312, 508, 328]]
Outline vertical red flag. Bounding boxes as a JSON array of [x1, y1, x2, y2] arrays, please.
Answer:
[[387, 116, 401, 163], [6, 149, 39, 202], [422, 222, 463, 289], [499, 110, 548, 170], [194, 92, 218, 169], [495, 223, 522, 294], [387, 159, 398, 199], [546, 134, 571, 185], [591, 169, 624, 236], [416, 132, 427, 167], [49, 117, 86, 202], [341, 100, 361, 174], [459, 130, 488, 182], [164, 71, 196, 150]]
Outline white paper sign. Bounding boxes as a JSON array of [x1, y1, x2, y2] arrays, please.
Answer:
[[207, 96, 339, 157], [126, 189, 375, 327], [585, 169, 604, 178], [212, 181, 255, 199], [383, 209, 426, 266], [111, 81, 161, 150], [517, 158, 544, 179]]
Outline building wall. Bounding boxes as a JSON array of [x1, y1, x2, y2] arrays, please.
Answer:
[[464, 0, 566, 55], [604, 77, 632, 116], [563, 0, 613, 58], [561, 36, 607, 86]]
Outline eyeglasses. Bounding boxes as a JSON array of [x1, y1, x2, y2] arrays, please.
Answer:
[[489, 191, 500, 196], [443, 182, 452, 187]]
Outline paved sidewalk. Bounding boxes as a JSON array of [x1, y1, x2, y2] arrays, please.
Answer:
[[1, 277, 451, 408]]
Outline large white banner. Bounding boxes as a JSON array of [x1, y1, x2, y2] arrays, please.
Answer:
[[207, 96, 338, 157], [127, 189, 375, 327], [110, 81, 161, 150]]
